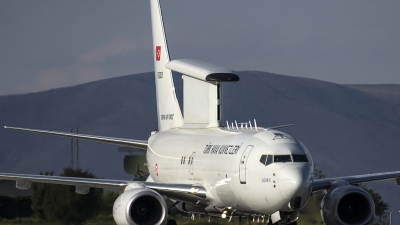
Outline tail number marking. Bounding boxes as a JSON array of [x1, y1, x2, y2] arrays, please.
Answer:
[[161, 114, 174, 120]]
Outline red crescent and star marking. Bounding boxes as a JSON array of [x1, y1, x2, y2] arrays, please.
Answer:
[[156, 46, 161, 61]]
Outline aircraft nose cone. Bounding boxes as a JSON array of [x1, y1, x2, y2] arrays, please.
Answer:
[[278, 166, 306, 201]]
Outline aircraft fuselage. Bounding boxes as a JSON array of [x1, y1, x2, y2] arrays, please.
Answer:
[[147, 127, 313, 215]]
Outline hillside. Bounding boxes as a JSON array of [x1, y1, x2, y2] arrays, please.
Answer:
[[346, 84, 400, 114], [1, 71, 400, 222]]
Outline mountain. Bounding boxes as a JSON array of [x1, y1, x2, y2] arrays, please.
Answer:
[[1, 71, 399, 221], [346, 84, 400, 114]]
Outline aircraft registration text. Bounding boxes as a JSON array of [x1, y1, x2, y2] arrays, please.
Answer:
[[262, 178, 271, 183], [161, 114, 174, 120]]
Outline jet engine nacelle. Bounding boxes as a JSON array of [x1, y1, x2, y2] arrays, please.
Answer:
[[320, 181, 375, 225], [113, 187, 167, 225]]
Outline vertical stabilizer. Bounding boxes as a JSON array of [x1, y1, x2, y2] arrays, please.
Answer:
[[150, 0, 183, 131]]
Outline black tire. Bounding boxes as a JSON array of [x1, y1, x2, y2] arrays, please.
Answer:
[[288, 222, 297, 225], [166, 219, 178, 225]]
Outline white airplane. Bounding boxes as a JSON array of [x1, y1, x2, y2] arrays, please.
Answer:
[[1, 1, 400, 225]]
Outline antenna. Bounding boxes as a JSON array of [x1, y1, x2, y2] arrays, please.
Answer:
[[249, 120, 252, 129], [235, 120, 239, 130], [76, 126, 79, 168], [70, 128, 74, 167], [254, 119, 258, 131], [226, 121, 230, 130]]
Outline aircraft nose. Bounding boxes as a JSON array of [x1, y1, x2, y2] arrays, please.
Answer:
[[278, 165, 307, 201]]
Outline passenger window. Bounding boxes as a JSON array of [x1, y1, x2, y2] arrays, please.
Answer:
[[292, 154, 309, 163], [260, 155, 267, 165], [274, 155, 292, 163]]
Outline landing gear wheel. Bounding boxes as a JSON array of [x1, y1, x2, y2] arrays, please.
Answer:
[[166, 219, 177, 225], [288, 222, 297, 225]]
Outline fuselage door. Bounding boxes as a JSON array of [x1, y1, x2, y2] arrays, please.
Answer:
[[239, 145, 254, 184], [188, 152, 196, 175]]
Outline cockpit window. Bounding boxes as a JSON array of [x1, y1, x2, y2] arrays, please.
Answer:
[[260, 155, 267, 165], [292, 154, 309, 163], [274, 155, 292, 163], [266, 155, 273, 165], [259, 155, 273, 166]]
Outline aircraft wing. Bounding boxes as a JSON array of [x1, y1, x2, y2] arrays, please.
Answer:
[[0, 172, 128, 190], [0, 173, 207, 201], [4, 126, 148, 150], [312, 171, 400, 192]]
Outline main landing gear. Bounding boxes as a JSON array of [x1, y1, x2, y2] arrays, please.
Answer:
[[166, 216, 297, 225]]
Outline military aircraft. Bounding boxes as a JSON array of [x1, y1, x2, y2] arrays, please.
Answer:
[[1, 0, 400, 224]]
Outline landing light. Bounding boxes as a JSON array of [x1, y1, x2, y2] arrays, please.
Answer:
[[221, 213, 227, 219], [189, 187, 199, 193]]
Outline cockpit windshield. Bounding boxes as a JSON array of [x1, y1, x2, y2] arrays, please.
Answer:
[[292, 154, 309, 163], [259, 155, 273, 166], [274, 155, 292, 163], [259, 154, 308, 166]]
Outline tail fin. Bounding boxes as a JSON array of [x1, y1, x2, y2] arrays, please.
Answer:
[[150, 0, 183, 131]]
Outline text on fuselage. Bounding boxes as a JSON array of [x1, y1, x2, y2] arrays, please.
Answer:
[[203, 144, 241, 154], [161, 114, 174, 120]]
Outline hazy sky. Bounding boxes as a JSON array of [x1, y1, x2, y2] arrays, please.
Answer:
[[1, 1, 400, 95]]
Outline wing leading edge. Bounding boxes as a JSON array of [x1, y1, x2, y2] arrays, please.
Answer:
[[0, 172, 128, 190], [4, 126, 148, 150], [312, 171, 400, 192], [0, 173, 207, 201]]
